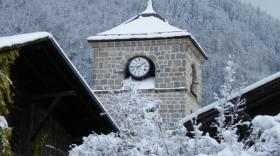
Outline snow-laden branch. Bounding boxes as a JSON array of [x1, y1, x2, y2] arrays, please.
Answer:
[[69, 61, 280, 156]]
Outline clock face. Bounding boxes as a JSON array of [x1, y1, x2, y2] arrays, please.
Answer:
[[128, 57, 150, 79]]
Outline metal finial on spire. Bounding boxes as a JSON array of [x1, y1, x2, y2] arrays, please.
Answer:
[[142, 0, 156, 15]]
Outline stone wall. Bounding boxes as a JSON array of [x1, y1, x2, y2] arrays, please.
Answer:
[[140, 89, 200, 128], [95, 89, 199, 129], [90, 37, 205, 128]]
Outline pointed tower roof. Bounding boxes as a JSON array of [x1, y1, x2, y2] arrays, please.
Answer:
[[87, 0, 207, 59], [87, 0, 191, 41]]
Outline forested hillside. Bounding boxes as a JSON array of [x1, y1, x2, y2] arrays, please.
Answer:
[[1, 0, 279, 104]]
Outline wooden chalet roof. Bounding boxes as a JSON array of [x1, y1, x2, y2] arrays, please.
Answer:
[[181, 72, 280, 135], [0, 32, 119, 138]]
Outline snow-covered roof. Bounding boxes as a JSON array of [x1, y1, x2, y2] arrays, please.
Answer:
[[87, 0, 191, 41], [179, 71, 280, 125], [87, 16, 191, 41], [0, 32, 51, 50], [88, 0, 207, 59], [0, 32, 120, 132]]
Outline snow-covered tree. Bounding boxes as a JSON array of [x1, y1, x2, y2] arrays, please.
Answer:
[[213, 58, 246, 145], [69, 61, 280, 156], [69, 79, 169, 155], [68, 78, 221, 155], [0, 50, 18, 156], [0, 116, 11, 156], [1, 0, 280, 101]]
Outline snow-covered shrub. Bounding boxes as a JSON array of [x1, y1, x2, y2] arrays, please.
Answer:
[[70, 79, 169, 156], [69, 133, 122, 156], [69, 79, 221, 156], [248, 114, 280, 156], [69, 81, 280, 156], [0, 116, 12, 156], [0, 50, 19, 156], [69, 61, 280, 156]]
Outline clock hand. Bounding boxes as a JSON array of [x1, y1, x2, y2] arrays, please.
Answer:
[[137, 62, 146, 68]]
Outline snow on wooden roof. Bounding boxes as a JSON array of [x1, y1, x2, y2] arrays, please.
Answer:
[[179, 71, 280, 126], [0, 32, 51, 50], [0, 32, 120, 132], [87, 0, 190, 41]]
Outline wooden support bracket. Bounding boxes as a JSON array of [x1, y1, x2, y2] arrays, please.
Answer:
[[30, 97, 62, 142]]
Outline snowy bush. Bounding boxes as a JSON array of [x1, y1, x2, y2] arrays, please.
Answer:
[[69, 80, 280, 156], [70, 80, 169, 156], [249, 114, 280, 156], [0, 116, 12, 156], [69, 62, 280, 156]]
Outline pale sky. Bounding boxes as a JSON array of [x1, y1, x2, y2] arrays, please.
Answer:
[[240, 0, 280, 19]]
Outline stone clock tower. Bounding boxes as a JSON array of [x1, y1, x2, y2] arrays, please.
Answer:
[[87, 0, 207, 129]]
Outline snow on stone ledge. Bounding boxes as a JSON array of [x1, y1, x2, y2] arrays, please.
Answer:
[[0, 32, 51, 50], [122, 77, 155, 90]]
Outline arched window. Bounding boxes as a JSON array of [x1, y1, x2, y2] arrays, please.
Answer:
[[191, 64, 198, 97]]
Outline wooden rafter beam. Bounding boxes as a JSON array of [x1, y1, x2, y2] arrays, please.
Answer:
[[247, 88, 280, 110], [30, 98, 61, 142]]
